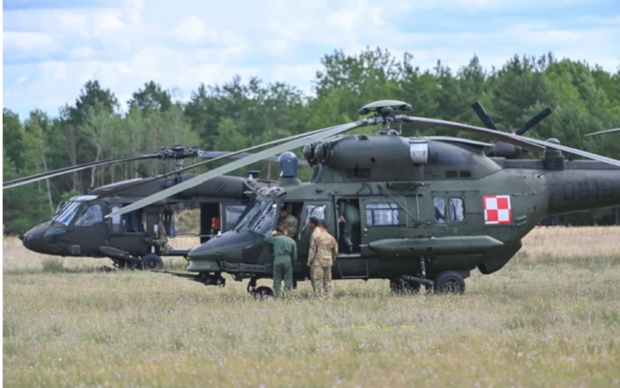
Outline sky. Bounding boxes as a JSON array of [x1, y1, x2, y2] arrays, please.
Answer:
[[3, 0, 619, 119]]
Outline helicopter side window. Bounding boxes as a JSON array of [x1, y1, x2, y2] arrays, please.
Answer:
[[110, 206, 122, 233], [301, 204, 327, 234], [75, 204, 103, 227], [366, 203, 401, 226], [449, 197, 465, 222], [434, 197, 446, 224]]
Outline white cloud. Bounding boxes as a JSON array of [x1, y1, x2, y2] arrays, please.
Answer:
[[170, 15, 209, 44], [2, 0, 619, 118], [4, 32, 55, 52], [40, 62, 67, 82]]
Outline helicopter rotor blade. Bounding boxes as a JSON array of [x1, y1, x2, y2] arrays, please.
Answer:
[[197, 151, 309, 166], [471, 101, 499, 131], [106, 121, 367, 219], [584, 128, 620, 137], [3, 154, 159, 190], [94, 123, 347, 201], [515, 107, 552, 136], [399, 115, 620, 167]]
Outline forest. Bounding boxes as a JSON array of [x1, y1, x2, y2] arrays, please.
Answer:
[[3, 48, 620, 233]]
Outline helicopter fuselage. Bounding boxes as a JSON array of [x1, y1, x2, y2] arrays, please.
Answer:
[[184, 135, 620, 285], [19, 174, 274, 266]]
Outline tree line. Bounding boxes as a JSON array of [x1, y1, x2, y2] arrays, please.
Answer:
[[3, 48, 620, 233]]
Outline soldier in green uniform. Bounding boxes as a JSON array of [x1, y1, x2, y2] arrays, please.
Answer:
[[337, 199, 360, 252], [264, 226, 297, 297], [277, 206, 299, 238], [307, 221, 339, 298]]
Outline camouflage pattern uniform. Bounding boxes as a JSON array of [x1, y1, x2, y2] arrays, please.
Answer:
[[338, 200, 360, 251], [264, 234, 297, 297], [307, 228, 339, 298], [278, 214, 299, 237]]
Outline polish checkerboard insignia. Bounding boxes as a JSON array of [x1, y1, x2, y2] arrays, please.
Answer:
[[483, 195, 512, 225]]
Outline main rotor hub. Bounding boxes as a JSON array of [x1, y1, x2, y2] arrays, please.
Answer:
[[358, 100, 412, 135], [157, 145, 201, 159]]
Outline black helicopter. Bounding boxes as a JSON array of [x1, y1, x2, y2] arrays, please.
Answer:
[[101, 100, 620, 295], [4, 145, 308, 269]]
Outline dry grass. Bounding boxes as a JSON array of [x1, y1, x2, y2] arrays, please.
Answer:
[[3, 228, 620, 387]]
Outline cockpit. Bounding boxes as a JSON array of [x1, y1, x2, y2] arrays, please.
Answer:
[[51, 196, 103, 227], [232, 200, 278, 235]]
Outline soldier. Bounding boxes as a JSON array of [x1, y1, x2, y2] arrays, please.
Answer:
[[277, 206, 299, 238], [264, 226, 297, 298], [308, 216, 321, 244], [338, 199, 360, 252], [307, 221, 338, 299]]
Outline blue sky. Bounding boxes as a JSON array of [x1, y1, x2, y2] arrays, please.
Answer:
[[3, 0, 619, 119]]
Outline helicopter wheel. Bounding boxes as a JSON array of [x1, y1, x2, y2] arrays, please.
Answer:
[[141, 253, 164, 271], [431, 271, 465, 294], [253, 286, 274, 300], [390, 278, 421, 294]]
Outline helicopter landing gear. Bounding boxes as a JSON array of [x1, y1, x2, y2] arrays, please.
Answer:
[[141, 253, 164, 271], [431, 271, 465, 294], [390, 278, 421, 294], [196, 272, 226, 287]]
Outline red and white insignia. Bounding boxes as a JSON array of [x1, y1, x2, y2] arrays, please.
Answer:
[[483, 195, 512, 225]]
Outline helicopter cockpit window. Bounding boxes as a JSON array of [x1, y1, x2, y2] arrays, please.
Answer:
[[225, 205, 246, 230], [366, 203, 401, 226], [75, 204, 104, 227], [234, 200, 265, 232], [434, 197, 446, 224], [449, 197, 465, 222], [250, 202, 278, 236], [51, 201, 81, 226]]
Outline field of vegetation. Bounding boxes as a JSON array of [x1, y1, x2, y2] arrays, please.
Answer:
[[3, 227, 620, 387]]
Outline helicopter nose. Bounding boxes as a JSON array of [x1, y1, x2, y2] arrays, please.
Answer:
[[188, 231, 257, 261], [21, 231, 45, 253]]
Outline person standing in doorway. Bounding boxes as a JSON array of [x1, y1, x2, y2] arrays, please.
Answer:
[[307, 221, 338, 298], [338, 199, 359, 252]]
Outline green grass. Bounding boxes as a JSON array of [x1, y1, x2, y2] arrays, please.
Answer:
[[3, 228, 620, 387]]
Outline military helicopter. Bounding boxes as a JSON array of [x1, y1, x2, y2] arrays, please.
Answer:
[[4, 145, 308, 269], [104, 100, 620, 294]]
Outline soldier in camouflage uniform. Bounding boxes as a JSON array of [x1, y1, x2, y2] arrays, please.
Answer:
[[277, 207, 299, 238], [338, 199, 360, 252], [307, 221, 338, 299], [264, 226, 297, 297]]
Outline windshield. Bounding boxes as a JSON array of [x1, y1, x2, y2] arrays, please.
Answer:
[[51, 201, 81, 226], [234, 200, 266, 232], [249, 201, 278, 235]]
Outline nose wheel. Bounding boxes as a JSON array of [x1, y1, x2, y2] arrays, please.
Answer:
[[141, 253, 164, 270]]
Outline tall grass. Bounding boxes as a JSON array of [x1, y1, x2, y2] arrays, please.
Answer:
[[3, 228, 620, 387]]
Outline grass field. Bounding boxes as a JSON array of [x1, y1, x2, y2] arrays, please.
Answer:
[[3, 227, 620, 387]]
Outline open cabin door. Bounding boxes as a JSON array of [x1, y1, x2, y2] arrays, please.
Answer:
[[297, 201, 330, 263]]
